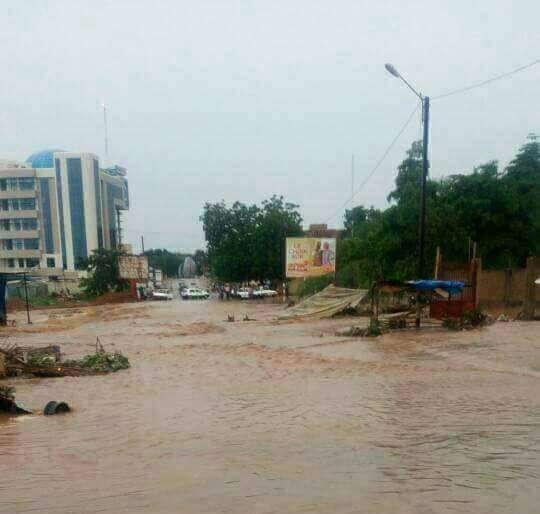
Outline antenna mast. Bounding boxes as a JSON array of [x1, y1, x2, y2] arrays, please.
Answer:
[[102, 103, 109, 166]]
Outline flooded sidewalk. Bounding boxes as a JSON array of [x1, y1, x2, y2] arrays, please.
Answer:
[[1, 299, 539, 514]]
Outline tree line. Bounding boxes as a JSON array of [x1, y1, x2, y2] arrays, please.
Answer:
[[201, 135, 539, 288], [338, 134, 539, 287]]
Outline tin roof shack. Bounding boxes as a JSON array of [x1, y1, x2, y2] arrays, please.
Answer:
[[372, 280, 468, 328]]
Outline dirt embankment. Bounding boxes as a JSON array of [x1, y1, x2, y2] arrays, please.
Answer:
[[2, 303, 149, 334], [7, 291, 137, 313]]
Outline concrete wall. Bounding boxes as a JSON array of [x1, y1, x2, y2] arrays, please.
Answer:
[[478, 269, 527, 306], [476, 258, 538, 315]]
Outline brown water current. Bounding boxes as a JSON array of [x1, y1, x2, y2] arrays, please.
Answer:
[[1, 299, 539, 513]]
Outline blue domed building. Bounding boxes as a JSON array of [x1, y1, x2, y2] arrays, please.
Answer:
[[0, 148, 130, 274], [26, 149, 65, 169]]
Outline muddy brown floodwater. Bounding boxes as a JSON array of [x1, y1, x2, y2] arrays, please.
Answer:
[[1, 299, 539, 514]]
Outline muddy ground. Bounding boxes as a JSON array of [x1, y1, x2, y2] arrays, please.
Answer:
[[0, 297, 539, 514]]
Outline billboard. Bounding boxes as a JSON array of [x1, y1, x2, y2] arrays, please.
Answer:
[[118, 256, 149, 280], [286, 237, 336, 278]]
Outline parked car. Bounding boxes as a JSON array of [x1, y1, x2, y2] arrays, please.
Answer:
[[181, 288, 209, 300], [151, 289, 173, 301], [236, 288, 250, 299], [259, 288, 278, 297]]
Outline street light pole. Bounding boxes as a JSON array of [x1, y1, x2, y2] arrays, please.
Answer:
[[419, 96, 430, 279], [385, 63, 430, 279]]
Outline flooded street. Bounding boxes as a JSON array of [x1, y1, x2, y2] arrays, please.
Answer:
[[1, 299, 539, 514]]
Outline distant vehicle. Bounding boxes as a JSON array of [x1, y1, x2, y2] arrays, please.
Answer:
[[236, 288, 250, 299], [181, 288, 209, 300], [151, 289, 173, 301], [259, 288, 278, 297], [237, 287, 278, 299]]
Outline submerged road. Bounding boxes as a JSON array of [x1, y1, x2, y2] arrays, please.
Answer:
[[1, 298, 539, 514]]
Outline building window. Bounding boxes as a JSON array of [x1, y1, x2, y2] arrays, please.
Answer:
[[26, 258, 40, 268], [13, 239, 24, 250], [47, 257, 56, 268], [20, 198, 36, 210], [7, 258, 15, 268], [0, 179, 6, 191], [22, 219, 38, 231], [23, 239, 39, 250], [67, 157, 87, 265], [18, 258, 25, 268], [0, 200, 8, 211], [18, 178, 35, 191]]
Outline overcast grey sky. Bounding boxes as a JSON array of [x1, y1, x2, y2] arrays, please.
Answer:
[[2, 0, 539, 252]]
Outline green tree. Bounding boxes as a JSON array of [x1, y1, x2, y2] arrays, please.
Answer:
[[143, 249, 189, 277], [201, 195, 303, 282], [252, 195, 303, 280], [79, 248, 128, 296], [336, 135, 540, 286]]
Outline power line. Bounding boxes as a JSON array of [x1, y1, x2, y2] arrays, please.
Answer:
[[433, 58, 540, 100], [323, 102, 421, 224]]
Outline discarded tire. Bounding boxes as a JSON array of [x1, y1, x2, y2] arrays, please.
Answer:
[[43, 401, 71, 416]]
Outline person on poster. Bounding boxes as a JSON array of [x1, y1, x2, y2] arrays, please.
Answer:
[[322, 241, 335, 266], [313, 240, 323, 266]]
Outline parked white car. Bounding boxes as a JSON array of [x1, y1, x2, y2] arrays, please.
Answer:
[[181, 288, 209, 300], [151, 289, 173, 301], [236, 288, 250, 299], [259, 288, 278, 297], [237, 287, 278, 299]]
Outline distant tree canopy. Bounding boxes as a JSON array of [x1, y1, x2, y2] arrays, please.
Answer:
[[143, 249, 190, 278], [337, 134, 540, 288], [201, 195, 303, 282], [192, 249, 208, 275]]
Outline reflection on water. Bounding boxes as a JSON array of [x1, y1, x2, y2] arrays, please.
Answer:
[[0, 300, 539, 514]]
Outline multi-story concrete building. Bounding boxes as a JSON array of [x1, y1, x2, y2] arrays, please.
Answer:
[[0, 149, 129, 274]]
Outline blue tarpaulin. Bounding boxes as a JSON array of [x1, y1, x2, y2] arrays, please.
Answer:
[[407, 280, 464, 296]]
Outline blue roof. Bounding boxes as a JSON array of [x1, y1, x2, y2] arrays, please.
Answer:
[[26, 149, 65, 168], [407, 280, 465, 295]]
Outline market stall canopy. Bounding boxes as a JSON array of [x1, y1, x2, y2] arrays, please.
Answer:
[[279, 285, 368, 320], [407, 280, 464, 296]]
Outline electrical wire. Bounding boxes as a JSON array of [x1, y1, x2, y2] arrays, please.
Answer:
[[323, 102, 421, 224], [432, 58, 540, 100]]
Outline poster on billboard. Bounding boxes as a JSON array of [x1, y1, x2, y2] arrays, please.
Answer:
[[118, 255, 149, 280], [286, 237, 336, 278]]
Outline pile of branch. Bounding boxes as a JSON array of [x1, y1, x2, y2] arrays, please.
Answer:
[[0, 339, 129, 379]]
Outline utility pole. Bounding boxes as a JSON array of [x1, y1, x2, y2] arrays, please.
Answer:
[[418, 96, 430, 279], [102, 104, 109, 167], [23, 272, 31, 324], [351, 154, 355, 237], [141, 235, 145, 254], [385, 63, 430, 328]]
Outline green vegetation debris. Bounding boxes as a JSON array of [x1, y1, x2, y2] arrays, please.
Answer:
[[78, 352, 131, 373]]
